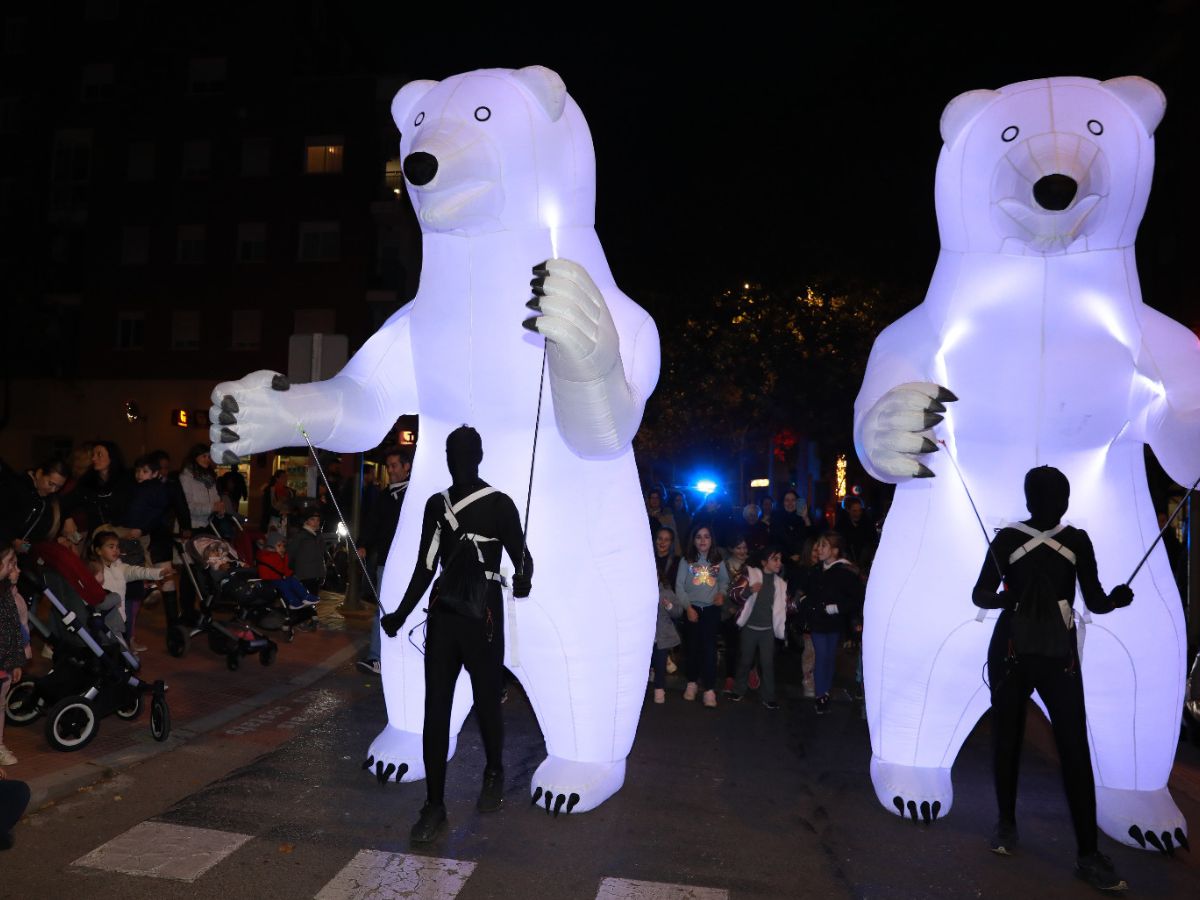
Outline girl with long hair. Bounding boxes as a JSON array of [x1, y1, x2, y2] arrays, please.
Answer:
[[674, 525, 729, 708]]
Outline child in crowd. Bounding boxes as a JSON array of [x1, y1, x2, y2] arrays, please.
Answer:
[[90, 530, 172, 640], [257, 531, 319, 609], [0, 546, 32, 766], [729, 546, 788, 709], [651, 526, 683, 704], [675, 525, 729, 708]]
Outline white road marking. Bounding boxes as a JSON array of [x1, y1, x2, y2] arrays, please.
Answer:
[[596, 878, 729, 900], [72, 820, 253, 882], [315, 849, 478, 899]]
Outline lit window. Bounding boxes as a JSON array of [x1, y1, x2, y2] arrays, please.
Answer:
[[241, 138, 270, 176], [236, 222, 267, 262], [181, 139, 211, 177], [126, 141, 154, 181], [231, 309, 261, 350], [81, 63, 115, 102], [121, 225, 149, 264], [384, 157, 403, 194], [171, 310, 200, 350], [187, 57, 226, 95], [298, 221, 340, 262], [304, 137, 344, 174], [177, 224, 205, 263], [116, 311, 144, 350]]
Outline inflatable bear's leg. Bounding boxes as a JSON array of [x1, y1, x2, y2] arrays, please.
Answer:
[[1080, 615, 1188, 852], [509, 591, 649, 814], [866, 613, 993, 822]]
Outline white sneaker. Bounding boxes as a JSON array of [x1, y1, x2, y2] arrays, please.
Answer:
[[702, 690, 718, 708], [357, 659, 381, 675], [41, 644, 54, 660], [683, 682, 698, 701], [653, 689, 666, 704], [0, 745, 17, 766]]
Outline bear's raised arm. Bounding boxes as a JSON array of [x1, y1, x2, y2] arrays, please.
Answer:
[[526, 258, 661, 459], [209, 304, 419, 460], [1134, 305, 1200, 489]]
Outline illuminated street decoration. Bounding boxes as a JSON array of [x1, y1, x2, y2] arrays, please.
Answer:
[[835, 453, 847, 501], [209, 66, 660, 813], [854, 77, 1192, 847]]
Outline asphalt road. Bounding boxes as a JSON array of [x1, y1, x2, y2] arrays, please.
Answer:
[[3, 650, 1199, 899]]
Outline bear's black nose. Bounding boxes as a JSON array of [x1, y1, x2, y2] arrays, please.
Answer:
[[1032, 174, 1078, 211], [403, 152, 438, 186]]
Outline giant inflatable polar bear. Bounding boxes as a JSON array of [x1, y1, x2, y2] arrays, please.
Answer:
[[209, 66, 660, 813], [854, 76, 1196, 849]]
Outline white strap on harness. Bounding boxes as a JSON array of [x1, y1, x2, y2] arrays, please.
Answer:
[[1006, 522, 1076, 565], [426, 486, 500, 577]]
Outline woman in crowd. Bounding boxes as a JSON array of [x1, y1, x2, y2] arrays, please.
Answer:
[[61, 441, 135, 550], [668, 491, 692, 555], [675, 525, 729, 708], [651, 526, 683, 704], [176, 445, 224, 625], [799, 532, 863, 715]]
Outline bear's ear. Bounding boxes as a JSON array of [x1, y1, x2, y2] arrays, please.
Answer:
[[1100, 76, 1166, 135], [391, 79, 439, 131], [939, 89, 1000, 146], [512, 65, 567, 122]]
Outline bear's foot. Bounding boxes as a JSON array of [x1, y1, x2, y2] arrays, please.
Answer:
[[1097, 785, 1188, 853], [529, 756, 626, 816], [870, 755, 953, 823], [363, 725, 457, 785]]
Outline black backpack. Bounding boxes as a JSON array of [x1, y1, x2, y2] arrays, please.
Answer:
[[1005, 523, 1077, 658], [432, 487, 498, 619]]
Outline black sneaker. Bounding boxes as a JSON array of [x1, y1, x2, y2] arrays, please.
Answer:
[[762, 700, 780, 710], [477, 767, 504, 813], [989, 820, 1019, 856], [1075, 851, 1127, 892], [815, 694, 831, 715], [723, 690, 741, 701], [410, 802, 447, 845]]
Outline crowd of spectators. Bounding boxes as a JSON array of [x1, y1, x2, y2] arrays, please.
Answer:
[[646, 483, 878, 714]]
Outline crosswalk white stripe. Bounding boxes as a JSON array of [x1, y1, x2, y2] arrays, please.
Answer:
[[72, 821, 253, 883], [315, 849, 477, 900], [596, 878, 729, 900]]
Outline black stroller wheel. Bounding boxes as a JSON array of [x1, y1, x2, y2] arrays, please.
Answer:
[[150, 694, 171, 741], [4, 680, 41, 726], [45, 696, 99, 751], [226, 652, 240, 671], [115, 692, 142, 721], [259, 644, 278, 667], [167, 624, 190, 658]]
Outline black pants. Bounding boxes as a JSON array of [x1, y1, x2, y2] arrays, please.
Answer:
[[719, 614, 740, 683], [684, 605, 722, 691], [988, 639, 1097, 855], [423, 607, 505, 806], [0, 778, 30, 836]]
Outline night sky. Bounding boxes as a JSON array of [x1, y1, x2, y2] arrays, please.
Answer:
[[360, 5, 1199, 324]]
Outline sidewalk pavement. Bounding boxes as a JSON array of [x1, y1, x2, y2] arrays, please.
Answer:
[[4, 591, 372, 809]]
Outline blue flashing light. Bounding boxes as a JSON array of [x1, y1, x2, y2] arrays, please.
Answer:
[[695, 479, 718, 495]]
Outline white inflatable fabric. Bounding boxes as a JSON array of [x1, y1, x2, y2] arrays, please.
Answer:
[[210, 66, 661, 813], [854, 76, 1194, 849]]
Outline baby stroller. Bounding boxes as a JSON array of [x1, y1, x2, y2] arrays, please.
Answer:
[[3, 542, 171, 751], [169, 531, 281, 670], [226, 516, 319, 640]]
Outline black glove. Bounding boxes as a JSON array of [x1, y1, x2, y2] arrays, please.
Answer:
[[1109, 584, 1134, 609], [380, 610, 405, 638], [512, 573, 531, 598]]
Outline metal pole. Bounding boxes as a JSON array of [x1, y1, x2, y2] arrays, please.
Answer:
[[342, 453, 365, 611]]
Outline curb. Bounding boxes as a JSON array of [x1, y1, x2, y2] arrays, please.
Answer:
[[24, 636, 366, 811]]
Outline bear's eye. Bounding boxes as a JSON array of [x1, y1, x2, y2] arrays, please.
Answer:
[[1001, 126, 1019, 142], [1087, 119, 1104, 136], [474, 106, 491, 122], [413, 112, 425, 126]]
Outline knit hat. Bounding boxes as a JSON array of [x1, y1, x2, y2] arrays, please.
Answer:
[[266, 530, 285, 547]]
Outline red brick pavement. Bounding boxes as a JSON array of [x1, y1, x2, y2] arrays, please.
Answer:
[[1, 593, 370, 787]]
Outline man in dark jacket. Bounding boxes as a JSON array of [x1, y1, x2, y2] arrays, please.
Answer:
[[972, 466, 1132, 892], [356, 447, 412, 675], [380, 426, 532, 846]]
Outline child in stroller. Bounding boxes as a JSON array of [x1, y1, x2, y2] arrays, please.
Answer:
[[189, 534, 281, 621], [256, 531, 320, 609], [4, 542, 170, 751]]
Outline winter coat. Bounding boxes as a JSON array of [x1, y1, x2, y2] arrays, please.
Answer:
[[655, 584, 685, 650], [257, 549, 293, 581], [178, 467, 221, 529], [799, 559, 863, 634], [0, 583, 31, 672], [0, 461, 61, 545], [286, 526, 326, 581], [734, 566, 788, 639]]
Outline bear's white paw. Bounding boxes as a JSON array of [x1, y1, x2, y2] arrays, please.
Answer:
[[1097, 785, 1189, 853], [530, 756, 626, 816], [363, 725, 457, 785], [871, 755, 953, 823], [859, 382, 956, 479]]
